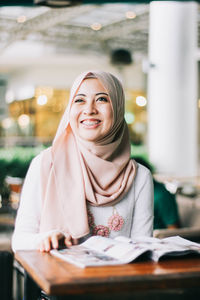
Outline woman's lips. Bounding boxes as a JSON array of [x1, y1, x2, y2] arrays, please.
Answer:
[[80, 119, 101, 128]]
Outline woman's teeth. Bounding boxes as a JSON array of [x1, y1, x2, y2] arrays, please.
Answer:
[[81, 120, 100, 125]]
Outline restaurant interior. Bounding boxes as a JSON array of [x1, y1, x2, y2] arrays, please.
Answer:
[[0, 0, 200, 299]]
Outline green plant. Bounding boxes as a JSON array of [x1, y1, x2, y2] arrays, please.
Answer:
[[130, 144, 148, 161], [0, 146, 45, 199]]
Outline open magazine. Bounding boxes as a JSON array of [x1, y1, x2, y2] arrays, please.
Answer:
[[50, 235, 200, 268]]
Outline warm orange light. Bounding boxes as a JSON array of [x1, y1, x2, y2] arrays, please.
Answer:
[[1, 118, 14, 129], [37, 95, 48, 106], [17, 15, 27, 23], [18, 114, 30, 128], [90, 23, 102, 31], [136, 96, 147, 107], [126, 11, 136, 19]]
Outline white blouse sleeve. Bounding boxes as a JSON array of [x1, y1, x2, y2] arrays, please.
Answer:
[[131, 165, 154, 238], [11, 152, 55, 252]]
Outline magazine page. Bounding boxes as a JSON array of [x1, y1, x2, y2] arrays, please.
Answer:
[[50, 236, 150, 268], [148, 236, 200, 262], [115, 235, 200, 262], [113, 236, 171, 262], [162, 236, 200, 248], [50, 235, 200, 268], [51, 244, 120, 268], [82, 236, 150, 262], [115, 235, 161, 244]]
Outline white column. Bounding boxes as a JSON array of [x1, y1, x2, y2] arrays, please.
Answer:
[[148, 1, 198, 177]]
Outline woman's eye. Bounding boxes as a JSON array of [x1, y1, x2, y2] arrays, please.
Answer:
[[74, 98, 84, 103], [97, 97, 108, 102]]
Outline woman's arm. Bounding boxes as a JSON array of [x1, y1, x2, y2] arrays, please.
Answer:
[[11, 153, 52, 251], [131, 165, 154, 238], [12, 152, 76, 252]]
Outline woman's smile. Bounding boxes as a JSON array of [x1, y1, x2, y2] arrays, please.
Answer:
[[80, 118, 101, 128]]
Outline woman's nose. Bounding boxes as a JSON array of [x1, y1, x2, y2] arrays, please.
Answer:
[[83, 102, 97, 115]]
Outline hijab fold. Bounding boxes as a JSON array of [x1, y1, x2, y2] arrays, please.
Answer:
[[40, 71, 136, 238]]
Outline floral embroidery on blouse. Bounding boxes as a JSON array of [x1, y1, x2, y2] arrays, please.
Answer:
[[87, 208, 95, 228], [108, 213, 124, 231], [92, 225, 110, 237], [87, 206, 124, 237]]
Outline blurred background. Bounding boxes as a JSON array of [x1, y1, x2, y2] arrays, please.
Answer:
[[0, 0, 200, 238], [1, 3, 200, 298]]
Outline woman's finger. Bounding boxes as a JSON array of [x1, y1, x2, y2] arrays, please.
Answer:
[[38, 232, 65, 252], [51, 232, 65, 249], [43, 236, 51, 252], [64, 235, 72, 247], [38, 242, 45, 252], [64, 236, 79, 247], [51, 234, 59, 249]]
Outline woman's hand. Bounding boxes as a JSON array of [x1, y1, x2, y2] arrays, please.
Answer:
[[38, 231, 78, 252]]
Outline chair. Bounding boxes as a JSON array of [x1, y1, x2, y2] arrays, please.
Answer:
[[154, 227, 200, 242], [153, 194, 200, 242], [0, 250, 13, 300]]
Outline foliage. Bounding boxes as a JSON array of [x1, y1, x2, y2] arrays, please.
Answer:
[[0, 146, 45, 199], [130, 144, 148, 161]]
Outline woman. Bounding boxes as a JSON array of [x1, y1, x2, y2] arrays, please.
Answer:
[[12, 70, 154, 252]]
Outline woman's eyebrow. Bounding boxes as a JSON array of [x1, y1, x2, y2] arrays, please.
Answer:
[[96, 92, 109, 96], [75, 92, 109, 97], [75, 93, 86, 97]]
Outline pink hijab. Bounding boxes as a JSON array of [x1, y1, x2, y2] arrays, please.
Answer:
[[40, 71, 136, 238]]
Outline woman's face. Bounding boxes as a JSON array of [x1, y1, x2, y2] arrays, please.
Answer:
[[69, 78, 114, 142]]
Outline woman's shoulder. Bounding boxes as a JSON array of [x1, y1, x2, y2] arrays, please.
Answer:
[[30, 147, 52, 167], [132, 160, 153, 191], [133, 160, 152, 178]]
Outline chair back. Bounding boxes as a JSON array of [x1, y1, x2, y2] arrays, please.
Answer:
[[0, 251, 13, 300]]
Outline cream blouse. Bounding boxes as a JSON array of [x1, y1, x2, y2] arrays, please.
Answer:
[[12, 152, 154, 251]]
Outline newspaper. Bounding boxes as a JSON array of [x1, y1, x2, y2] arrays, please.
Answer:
[[50, 235, 200, 268]]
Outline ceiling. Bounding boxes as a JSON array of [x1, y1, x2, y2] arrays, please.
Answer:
[[0, 3, 149, 63], [0, 2, 200, 73]]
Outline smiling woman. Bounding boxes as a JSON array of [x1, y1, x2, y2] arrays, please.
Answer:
[[70, 77, 113, 142], [12, 70, 154, 253]]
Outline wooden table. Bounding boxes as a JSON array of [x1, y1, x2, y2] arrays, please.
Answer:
[[15, 250, 200, 300]]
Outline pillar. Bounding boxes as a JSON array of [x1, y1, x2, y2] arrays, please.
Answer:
[[148, 1, 198, 177]]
